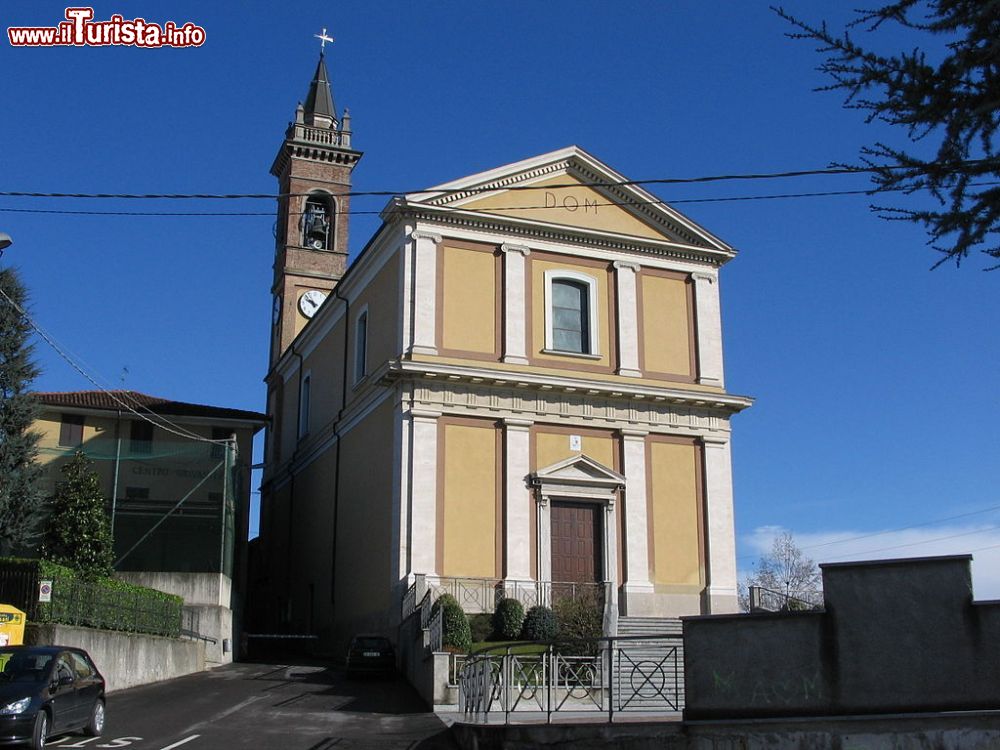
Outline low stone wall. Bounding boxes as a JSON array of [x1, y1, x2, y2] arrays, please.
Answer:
[[27, 623, 205, 692], [452, 712, 1000, 750], [683, 555, 1000, 720]]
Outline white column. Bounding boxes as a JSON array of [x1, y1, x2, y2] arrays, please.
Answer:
[[603, 497, 620, 636], [621, 430, 654, 601], [613, 261, 642, 377], [693, 271, 724, 387], [392, 400, 409, 584], [536, 495, 551, 598], [503, 418, 533, 580], [500, 243, 530, 365], [410, 231, 441, 356], [410, 410, 440, 576], [703, 435, 738, 613]]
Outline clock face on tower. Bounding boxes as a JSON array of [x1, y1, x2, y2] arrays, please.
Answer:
[[298, 290, 328, 319]]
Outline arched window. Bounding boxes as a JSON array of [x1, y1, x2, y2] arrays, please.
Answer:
[[544, 271, 600, 356], [301, 193, 335, 250]]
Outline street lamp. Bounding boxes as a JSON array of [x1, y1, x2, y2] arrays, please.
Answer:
[[0, 233, 12, 252]]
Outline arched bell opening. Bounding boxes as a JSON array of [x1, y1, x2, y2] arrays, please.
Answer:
[[301, 193, 335, 250]]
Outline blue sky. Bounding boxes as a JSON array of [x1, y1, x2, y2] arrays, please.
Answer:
[[3, 2, 997, 595]]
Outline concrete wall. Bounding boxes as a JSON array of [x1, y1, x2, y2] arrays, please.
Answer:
[[683, 555, 1000, 720], [27, 623, 205, 693], [116, 571, 234, 666], [116, 571, 231, 607]]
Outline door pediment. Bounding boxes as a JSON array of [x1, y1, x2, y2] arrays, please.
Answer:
[[531, 454, 624, 500]]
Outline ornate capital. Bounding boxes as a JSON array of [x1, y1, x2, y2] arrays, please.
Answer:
[[500, 243, 531, 256], [410, 408, 441, 422], [410, 230, 443, 244], [619, 428, 649, 439], [613, 260, 641, 272], [692, 271, 716, 284]]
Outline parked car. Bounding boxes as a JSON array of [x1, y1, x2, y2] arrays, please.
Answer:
[[345, 635, 395, 676], [0, 645, 105, 749]]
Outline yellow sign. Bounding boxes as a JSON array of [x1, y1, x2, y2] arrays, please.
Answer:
[[0, 604, 26, 646]]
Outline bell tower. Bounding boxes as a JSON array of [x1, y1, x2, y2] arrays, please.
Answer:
[[269, 38, 362, 366]]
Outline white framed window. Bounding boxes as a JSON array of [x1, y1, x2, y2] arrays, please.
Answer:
[[297, 372, 311, 440], [543, 270, 600, 357], [353, 306, 368, 385]]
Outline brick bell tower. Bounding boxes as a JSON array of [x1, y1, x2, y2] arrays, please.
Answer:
[[269, 46, 362, 366]]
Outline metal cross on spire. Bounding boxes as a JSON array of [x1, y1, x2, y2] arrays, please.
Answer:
[[314, 27, 334, 53]]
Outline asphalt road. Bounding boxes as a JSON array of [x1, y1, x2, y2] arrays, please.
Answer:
[[42, 662, 458, 750]]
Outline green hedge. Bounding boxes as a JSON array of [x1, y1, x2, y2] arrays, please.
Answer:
[[0, 558, 183, 638]]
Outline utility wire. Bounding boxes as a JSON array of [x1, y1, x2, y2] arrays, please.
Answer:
[[4, 182, 997, 218], [820, 524, 1000, 563], [0, 287, 229, 445], [738, 500, 1000, 562], [0, 159, 990, 201]]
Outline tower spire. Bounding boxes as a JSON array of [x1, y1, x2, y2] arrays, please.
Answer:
[[303, 53, 337, 129]]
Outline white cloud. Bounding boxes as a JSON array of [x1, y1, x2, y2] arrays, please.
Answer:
[[739, 524, 1000, 601]]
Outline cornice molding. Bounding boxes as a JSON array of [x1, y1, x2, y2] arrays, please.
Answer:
[[384, 360, 753, 414], [389, 202, 733, 267]]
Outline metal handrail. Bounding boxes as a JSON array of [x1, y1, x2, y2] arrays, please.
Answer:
[[748, 585, 822, 613]]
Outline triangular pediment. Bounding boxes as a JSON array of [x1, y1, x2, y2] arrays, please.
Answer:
[[405, 146, 733, 254], [532, 454, 625, 489]]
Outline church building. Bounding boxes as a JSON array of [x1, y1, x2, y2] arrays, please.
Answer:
[[255, 50, 752, 654]]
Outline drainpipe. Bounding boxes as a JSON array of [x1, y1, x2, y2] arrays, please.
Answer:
[[329, 286, 350, 617]]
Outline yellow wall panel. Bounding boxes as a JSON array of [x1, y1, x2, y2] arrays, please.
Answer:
[[442, 423, 497, 577], [641, 275, 692, 377], [531, 259, 611, 368], [649, 441, 702, 586], [535, 432, 615, 471], [441, 245, 496, 354]]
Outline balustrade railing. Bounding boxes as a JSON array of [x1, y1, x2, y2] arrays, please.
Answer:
[[459, 635, 684, 723]]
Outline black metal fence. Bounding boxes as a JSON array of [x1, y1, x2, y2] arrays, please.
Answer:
[[0, 561, 182, 637], [459, 634, 684, 723]]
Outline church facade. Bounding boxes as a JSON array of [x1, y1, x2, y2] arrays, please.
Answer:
[[256, 53, 751, 651]]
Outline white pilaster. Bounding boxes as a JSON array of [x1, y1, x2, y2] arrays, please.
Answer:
[[500, 243, 530, 365], [613, 261, 642, 377], [503, 418, 533, 580], [410, 231, 442, 356], [621, 430, 654, 599], [693, 271, 724, 387], [536, 495, 551, 598], [603, 496, 620, 636], [410, 410, 440, 576], [703, 435, 738, 613]]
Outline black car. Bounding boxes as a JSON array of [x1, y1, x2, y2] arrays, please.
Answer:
[[345, 635, 395, 676], [0, 646, 105, 749]]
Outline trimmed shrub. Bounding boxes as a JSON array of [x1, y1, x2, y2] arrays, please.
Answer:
[[468, 613, 493, 644], [492, 597, 525, 640], [520, 605, 558, 641], [554, 596, 603, 655], [432, 593, 472, 652]]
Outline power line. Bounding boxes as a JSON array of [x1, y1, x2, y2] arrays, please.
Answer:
[[0, 286, 229, 446], [4, 182, 997, 218], [738, 500, 1000, 563], [0, 159, 990, 201], [820, 524, 1000, 563]]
